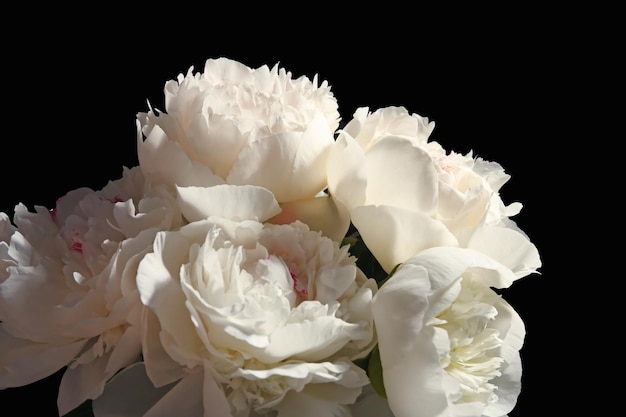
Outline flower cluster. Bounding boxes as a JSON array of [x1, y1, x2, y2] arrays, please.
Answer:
[[0, 58, 541, 417]]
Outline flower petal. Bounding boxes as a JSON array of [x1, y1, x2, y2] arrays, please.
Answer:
[[364, 136, 438, 213], [461, 226, 542, 279], [0, 326, 85, 389], [92, 362, 178, 417], [137, 123, 224, 187], [177, 184, 282, 223], [352, 205, 458, 273], [327, 133, 367, 212], [267, 195, 350, 242]]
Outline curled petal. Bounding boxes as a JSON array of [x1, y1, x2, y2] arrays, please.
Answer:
[[352, 205, 458, 273], [177, 184, 282, 223]]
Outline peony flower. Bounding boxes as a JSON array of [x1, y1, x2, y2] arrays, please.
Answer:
[[0, 166, 184, 415], [94, 210, 378, 417], [136, 57, 349, 241], [372, 246, 526, 417], [327, 106, 541, 277]]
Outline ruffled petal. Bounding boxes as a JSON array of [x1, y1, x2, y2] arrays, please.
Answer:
[[177, 184, 281, 223], [352, 205, 458, 273]]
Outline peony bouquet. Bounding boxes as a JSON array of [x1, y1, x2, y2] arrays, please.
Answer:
[[0, 57, 541, 417]]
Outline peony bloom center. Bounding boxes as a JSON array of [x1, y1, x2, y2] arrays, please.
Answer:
[[436, 278, 504, 406]]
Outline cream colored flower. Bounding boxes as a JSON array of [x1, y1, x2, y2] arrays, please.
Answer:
[[137, 57, 349, 241], [328, 106, 540, 277], [372, 247, 526, 417], [0, 167, 183, 415], [103, 214, 378, 417]]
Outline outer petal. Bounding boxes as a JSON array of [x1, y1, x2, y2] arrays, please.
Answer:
[[267, 195, 350, 242], [137, 123, 224, 187], [92, 362, 178, 417], [364, 136, 438, 213], [227, 115, 333, 202], [327, 133, 367, 212], [352, 205, 458, 273], [372, 264, 450, 417], [0, 326, 85, 389], [461, 226, 542, 279], [177, 184, 281, 223]]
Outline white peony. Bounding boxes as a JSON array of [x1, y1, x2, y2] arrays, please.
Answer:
[[137, 57, 349, 241], [372, 246, 526, 417], [96, 212, 378, 417], [328, 106, 541, 277], [0, 166, 183, 415]]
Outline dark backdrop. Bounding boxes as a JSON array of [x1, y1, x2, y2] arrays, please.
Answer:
[[1, 11, 572, 417]]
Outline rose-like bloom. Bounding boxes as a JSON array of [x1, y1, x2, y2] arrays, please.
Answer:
[[94, 214, 378, 417], [0, 166, 183, 415], [372, 246, 526, 417], [328, 106, 541, 276], [137, 57, 349, 241]]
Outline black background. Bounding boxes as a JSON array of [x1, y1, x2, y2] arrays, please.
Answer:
[[0, 8, 582, 416]]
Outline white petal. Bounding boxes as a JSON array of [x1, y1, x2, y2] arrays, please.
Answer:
[[462, 226, 542, 279], [267, 195, 350, 242], [364, 136, 438, 213], [0, 326, 85, 389], [352, 205, 458, 273], [137, 123, 224, 187], [92, 362, 177, 417], [58, 355, 108, 416], [327, 133, 367, 212], [228, 118, 332, 202], [177, 184, 281, 222], [407, 246, 517, 290]]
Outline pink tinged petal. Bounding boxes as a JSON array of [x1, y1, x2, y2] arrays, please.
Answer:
[[0, 326, 86, 389], [137, 123, 225, 187], [327, 133, 367, 212], [364, 136, 439, 213], [91, 362, 178, 417], [352, 205, 458, 273], [461, 226, 542, 280], [267, 195, 351, 242], [176, 184, 281, 223]]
